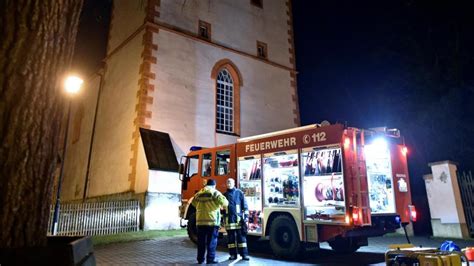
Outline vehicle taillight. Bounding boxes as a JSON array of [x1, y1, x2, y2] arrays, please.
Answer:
[[409, 205, 417, 222], [401, 146, 408, 156], [352, 206, 361, 225]]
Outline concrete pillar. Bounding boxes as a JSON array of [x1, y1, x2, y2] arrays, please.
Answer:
[[424, 160, 469, 239]]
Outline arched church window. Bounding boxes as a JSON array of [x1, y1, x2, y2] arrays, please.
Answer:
[[216, 69, 234, 133], [211, 59, 241, 136]]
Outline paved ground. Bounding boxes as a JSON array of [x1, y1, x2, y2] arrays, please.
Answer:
[[95, 235, 474, 265]]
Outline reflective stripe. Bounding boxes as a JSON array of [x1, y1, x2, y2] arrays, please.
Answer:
[[238, 243, 247, 248], [228, 243, 236, 248], [196, 221, 218, 226], [225, 223, 241, 230]]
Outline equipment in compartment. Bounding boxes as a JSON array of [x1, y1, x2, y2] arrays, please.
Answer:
[[314, 174, 344, 202], [247, 210, 262, 232], [302, 146, 346, 222], [263, 152, 300, 206], [238, 156, 263, 234], [248, 160, 261, 180], [304, 149, 342, 176]]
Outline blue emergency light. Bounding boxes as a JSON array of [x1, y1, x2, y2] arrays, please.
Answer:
[[395, 216, 401, 224], [190, 146, 203, 151]]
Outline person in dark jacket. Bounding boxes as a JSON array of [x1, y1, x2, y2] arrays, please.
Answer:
[[192, 179, 228, 264], [223, 178, 250, 261]]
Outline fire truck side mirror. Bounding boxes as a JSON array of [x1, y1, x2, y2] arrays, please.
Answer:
[[178, 163, 185, 175]]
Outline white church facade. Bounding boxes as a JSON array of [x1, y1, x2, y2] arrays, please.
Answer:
[[62, 0, 299, 229]]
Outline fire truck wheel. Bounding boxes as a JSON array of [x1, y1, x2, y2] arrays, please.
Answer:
[[328, 236, 360, 254], [187, 212, 198, 244], [269, 215, 301, 259]]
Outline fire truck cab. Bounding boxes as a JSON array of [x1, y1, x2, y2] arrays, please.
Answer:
[[178, 123, 415, 258]]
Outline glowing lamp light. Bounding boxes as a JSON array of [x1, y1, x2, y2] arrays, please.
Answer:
[[411, 210, 417, 221], [395, 216, 401, 224], [64, 75, 83, 95], [352, 211, 359, 224], [372, 138, 387, 150], [345, 214, 350, 224], [344, 137, 351, 148], [364, 138, 388, 157], [401, 146, 408, 156], [352, 206, 361, 225], [409, 205, 417, 222]]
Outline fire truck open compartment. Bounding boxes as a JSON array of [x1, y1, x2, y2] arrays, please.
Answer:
[[238, 155, 263, 234], [302, 145, 346, 223], [364, 138, 396, 214]]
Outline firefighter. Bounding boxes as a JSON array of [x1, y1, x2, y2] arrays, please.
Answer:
[[192, 179, 228, 264], [224, 178, 250, 261]]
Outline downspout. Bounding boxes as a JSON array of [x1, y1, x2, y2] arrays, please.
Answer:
[[83, 67, 105, 201]]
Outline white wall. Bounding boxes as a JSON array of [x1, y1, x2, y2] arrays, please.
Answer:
[[158, 0, 292, 68], [144, 170, 181, 230], [62, 75, 101, 201], [62, 0, 296, 201], [148, 170, 181, 193], [150, 30, 296, 158], [86, 33, 145, 197], [425, 161, 466, 223], [63, 0, 148, 200]]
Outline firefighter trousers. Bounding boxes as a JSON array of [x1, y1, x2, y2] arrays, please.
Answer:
[[227, 229, 248, 257], [197, 226, 219, 263]]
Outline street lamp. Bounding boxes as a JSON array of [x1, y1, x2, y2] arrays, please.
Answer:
[[51, 75, 83, 235]]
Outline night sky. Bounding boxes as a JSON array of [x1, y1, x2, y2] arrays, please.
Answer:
[[74, 0, 474, 235], [293, 1, 474, 234]]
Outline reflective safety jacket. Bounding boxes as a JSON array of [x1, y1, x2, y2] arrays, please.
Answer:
[[192, 186, 229, 226], [224, 188, 248, 230]]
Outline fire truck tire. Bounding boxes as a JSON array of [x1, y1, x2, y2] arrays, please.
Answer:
[[269, 215, 301, 259], [187, 212, 198, 244], [328, 236, 360, 254]]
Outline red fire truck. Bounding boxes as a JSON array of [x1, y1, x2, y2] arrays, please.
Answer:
[[178, 123, 416, 258]]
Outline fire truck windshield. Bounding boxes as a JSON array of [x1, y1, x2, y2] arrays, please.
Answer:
[[187, 155, 199, 180]]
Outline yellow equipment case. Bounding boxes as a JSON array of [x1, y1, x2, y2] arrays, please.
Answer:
[[385, 246, 465, 266]]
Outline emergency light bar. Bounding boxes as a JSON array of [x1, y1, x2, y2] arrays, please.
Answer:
[[368, 127, 401, 138]]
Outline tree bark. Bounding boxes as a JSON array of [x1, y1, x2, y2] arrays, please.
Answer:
[[0, 0, 83, 248]]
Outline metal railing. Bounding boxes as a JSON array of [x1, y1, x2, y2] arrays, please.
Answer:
[[458, 171, 474, 237], [48, 200, 140, 236]]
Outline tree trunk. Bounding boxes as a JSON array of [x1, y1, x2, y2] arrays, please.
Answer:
[[0, 0, 83, 248]]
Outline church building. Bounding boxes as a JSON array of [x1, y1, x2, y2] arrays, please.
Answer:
[[62, 0, 299, 229]]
